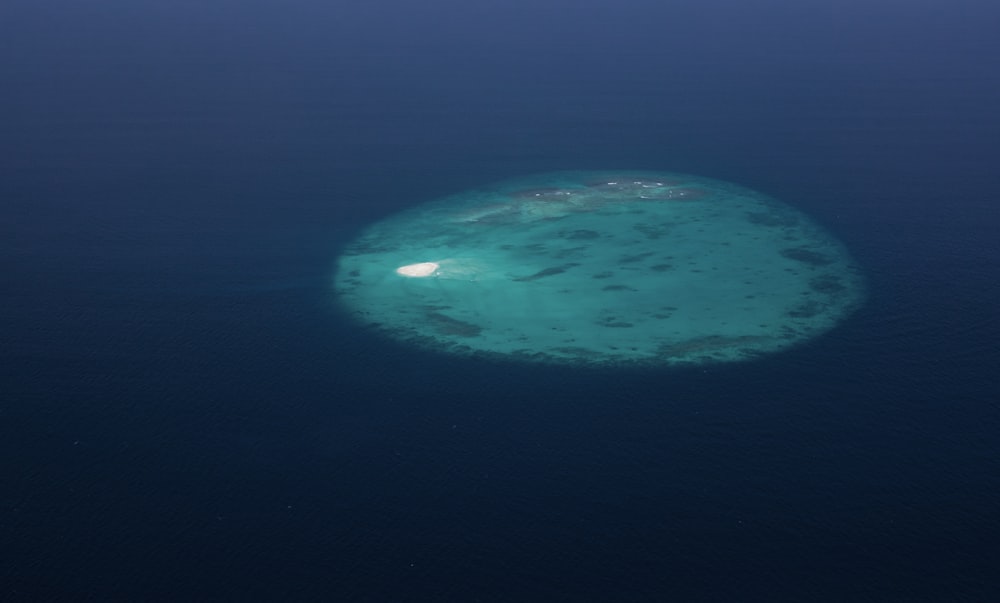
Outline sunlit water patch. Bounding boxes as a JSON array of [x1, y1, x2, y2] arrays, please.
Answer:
[[335, 171, 865, 366]]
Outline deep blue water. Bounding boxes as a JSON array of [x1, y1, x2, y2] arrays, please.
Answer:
[[3, 1, 1000, 601]]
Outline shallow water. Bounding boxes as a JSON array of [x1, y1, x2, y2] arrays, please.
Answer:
[[337, 171, 865, 365], [3, 1, 1000, 601]]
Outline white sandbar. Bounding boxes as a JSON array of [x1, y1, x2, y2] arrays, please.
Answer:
[[396, 262, 440, 277]]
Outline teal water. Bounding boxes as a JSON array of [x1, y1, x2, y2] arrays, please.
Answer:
[[336, 171, 864, 365]]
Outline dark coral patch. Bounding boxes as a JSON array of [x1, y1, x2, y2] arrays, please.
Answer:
[[602, 284, 636, 292], [747, 211, 799, 227], [602, 321, 634, 328], [786, 300, 822, 318], [512, 263, 580, 282], [424, 311, 483, 337], [810, 275, 846, 294], [619, 251, 656, 263], [634, 223, 672, 239], [559, 229, 601, 240], [657, 335, 770, 358], [780, 247, 833, 266]]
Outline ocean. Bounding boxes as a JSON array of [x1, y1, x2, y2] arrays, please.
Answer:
[[3, 1, 999, 601]]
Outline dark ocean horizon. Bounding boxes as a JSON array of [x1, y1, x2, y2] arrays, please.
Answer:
[[3, 1, 999, 601]]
